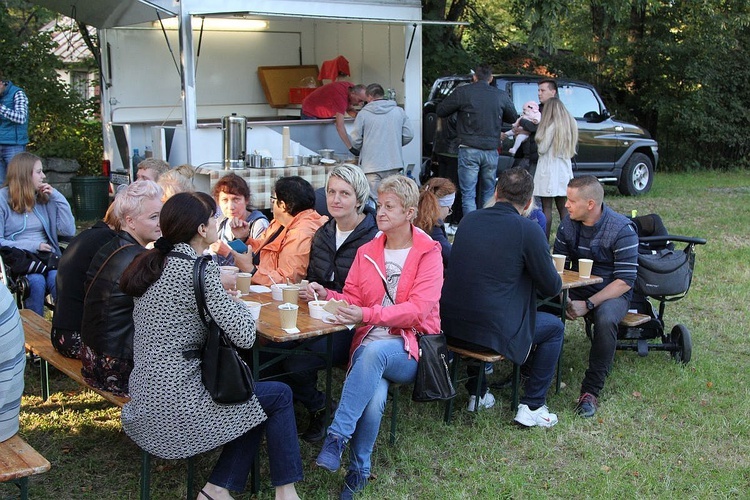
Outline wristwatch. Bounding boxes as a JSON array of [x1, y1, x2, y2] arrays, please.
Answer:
[[585, 299, 596, 311]]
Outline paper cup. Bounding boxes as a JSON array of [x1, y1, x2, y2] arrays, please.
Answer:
[[552, 254, 566, 274], [271, 284, 284, 301], [578, 258, 594, 278], [243, 300, 262, 321], [282, 286, 300, 305], [236, 272, 253, 294], [308, 300, 328, 320], [278, 303, 299, 329]]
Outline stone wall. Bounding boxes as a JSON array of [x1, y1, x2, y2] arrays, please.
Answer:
[[42, 157, 80, 199]]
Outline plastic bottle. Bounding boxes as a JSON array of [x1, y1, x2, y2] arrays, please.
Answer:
[[132, 148, 143, 170]]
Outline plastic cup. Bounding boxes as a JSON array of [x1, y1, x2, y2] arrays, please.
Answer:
[[278, 303, 299, 329], [219, 266, 239, 290], [578, 258, 594, 278], [271, 284, 284, 301], [552, 254, 566, 274], [236, 272, 253, 294], [282, 286, 300, 305], [243, 300, 262, 321], [308, 300, 328, 320]]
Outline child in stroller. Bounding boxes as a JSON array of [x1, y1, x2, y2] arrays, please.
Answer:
[[588, 214, 706, 363]]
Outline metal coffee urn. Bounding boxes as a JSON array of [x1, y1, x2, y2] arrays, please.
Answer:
[[222, 113, 247, 169]]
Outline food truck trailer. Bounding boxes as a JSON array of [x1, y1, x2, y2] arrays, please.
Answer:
[[32, 0, 424, 205]]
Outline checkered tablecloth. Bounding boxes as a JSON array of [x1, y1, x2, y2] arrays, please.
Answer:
[[202, 166, 337, 210]]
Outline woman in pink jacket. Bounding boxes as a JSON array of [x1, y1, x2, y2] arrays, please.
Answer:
[[308, 175, 443, 499]]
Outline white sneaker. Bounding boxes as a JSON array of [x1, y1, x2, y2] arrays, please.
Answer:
[[467, 392, 496, 412], [445, 224, 458, 236], [484, 363, 494, 375], [513, 404, 558, 428]]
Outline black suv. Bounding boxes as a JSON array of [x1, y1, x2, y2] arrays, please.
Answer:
[[423, 75, 658, 195]]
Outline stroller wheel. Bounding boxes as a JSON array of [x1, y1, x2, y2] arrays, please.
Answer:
[[670, 324, 692, 364]]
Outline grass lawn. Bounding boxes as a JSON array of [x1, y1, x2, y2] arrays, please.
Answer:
[[4, 170, 750, 498]]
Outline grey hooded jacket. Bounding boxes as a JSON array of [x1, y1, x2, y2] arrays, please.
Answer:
[[350, 99, 414, 174]]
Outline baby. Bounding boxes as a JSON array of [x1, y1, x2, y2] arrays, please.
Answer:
[[506, 101, 542, 155]]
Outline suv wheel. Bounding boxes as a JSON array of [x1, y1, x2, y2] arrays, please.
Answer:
[[618, 152, 654, 196]]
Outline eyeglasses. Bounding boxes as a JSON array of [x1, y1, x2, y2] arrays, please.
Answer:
[[270, 195, 277, 203], [447, 207, 453, 215]]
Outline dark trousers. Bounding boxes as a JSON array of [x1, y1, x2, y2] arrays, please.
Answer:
[[209, 381, 303, 490], [581, 295, 630, 397]]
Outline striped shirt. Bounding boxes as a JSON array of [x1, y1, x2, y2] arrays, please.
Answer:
[[554, 204, 639, 300], [0, 283, 25, 442]]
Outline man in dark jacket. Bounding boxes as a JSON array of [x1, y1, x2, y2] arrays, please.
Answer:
[[442, 168, 564, 426], [436, 64, 517, 215]]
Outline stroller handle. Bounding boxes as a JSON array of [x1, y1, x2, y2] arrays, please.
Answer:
[[639, 235, 707, 245]]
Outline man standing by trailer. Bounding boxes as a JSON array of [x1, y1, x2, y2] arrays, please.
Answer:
[[436, 64, 517, 215], [302, 81, 367, 154], [0, 72, 29, 184]]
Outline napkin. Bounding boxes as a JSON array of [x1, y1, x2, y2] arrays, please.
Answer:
[[249, 285, 272, 293], [283, 327, 301, 334]]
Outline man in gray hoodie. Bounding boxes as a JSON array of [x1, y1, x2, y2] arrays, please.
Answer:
[[350, 84, 414, 199]]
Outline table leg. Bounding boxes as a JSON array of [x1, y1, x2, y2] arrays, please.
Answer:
[[556, 290, 569, 394], [324, 332, 334, 426], [250, 348, 260, 495]]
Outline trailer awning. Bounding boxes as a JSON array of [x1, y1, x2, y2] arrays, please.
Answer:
[[29, 0, 176, 28]]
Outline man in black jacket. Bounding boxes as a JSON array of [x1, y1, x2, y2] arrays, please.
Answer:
[[441, 168, 564, 426], [436, 64, 517, 215]]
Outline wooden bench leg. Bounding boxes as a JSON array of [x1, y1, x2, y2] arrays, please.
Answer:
[[38, 358, 50, 401], [443, 354, 460, 424], [511, 364, 520, 410], [186, 456, 195, 499], [389, 385, 399, 445], [555, 342, 563, 394], [140, 450, 151, 500]]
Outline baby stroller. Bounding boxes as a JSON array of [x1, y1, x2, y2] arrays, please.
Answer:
[[587, 214, 706, 364]]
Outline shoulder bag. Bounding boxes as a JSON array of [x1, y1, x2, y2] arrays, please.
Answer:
[[193, 255, 255, 405], [376, 273, 456, 402]]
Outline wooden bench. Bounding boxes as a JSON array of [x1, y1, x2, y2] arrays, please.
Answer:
[[0, 434, 51, 500], [621, 312, 651, 327], [443, 345, 518, 424], [19, 309, 193, 500]]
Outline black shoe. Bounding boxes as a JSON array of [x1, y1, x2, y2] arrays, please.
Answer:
[[302, 400, 337, 443]]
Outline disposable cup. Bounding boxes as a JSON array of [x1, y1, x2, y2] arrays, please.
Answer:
[[236, 272, 253, 294], [282, 286, 300, 305], [308, 300, 328, 320], [271, 284, 285, 301], [578, 258, 594, 278], [278, 303, 299, 329], [552, 254, 566, 274], [243, 300, 262, 321], [219, 266, 239, 290]]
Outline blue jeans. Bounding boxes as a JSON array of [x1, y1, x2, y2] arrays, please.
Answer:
[[457, 147, 499, 214], [457, 311, 564, 407], [328, 339, 417, 476], [25, 271, 56, 316], [0, 144, 26, 184], [208, 381, 303, 491]]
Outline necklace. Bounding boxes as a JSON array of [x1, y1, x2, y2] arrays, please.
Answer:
[[385, 238, 413, 250]]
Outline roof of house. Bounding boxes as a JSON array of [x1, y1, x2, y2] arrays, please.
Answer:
[[40, 16, 95, 64]]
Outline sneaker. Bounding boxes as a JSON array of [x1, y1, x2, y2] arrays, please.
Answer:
[[514, 404, 558, 428], [575, 392, 598, 418], [302, 400, 337, 443], [315, 433, 347, 472], [467, 391, 496, 412], [340, 470, 368, 500], [484, 363, 494, 375]]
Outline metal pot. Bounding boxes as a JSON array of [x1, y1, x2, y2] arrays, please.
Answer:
[[222, 113, 247, 170], [248, 154, 262, 168], [318, 149, 335, 160], [262, 157, 274, 168], [309, 155, 321, 165]]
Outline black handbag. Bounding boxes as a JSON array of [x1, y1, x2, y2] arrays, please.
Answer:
[[193, 256, 255, 405], [412, 331, 457, 402]]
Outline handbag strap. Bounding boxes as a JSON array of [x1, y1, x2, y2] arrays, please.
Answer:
[[252, 225, 284, 266], [192, 255, 212, 328], [85, 243, 137, 296], [378, 274, 395, 305]]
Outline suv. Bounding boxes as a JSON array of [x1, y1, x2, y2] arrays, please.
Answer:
[[423, 75, 658, 195]]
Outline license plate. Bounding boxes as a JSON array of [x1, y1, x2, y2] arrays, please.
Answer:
[[110, 173, 130, 185]]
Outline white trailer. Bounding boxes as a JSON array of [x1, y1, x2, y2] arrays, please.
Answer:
[[32, 0, 424, 187]]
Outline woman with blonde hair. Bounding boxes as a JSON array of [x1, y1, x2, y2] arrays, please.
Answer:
[[415, 177, 456, 267], [310, 175, 443, 498], [534, 97, 578, 239], [0, 152, 75, 314]]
